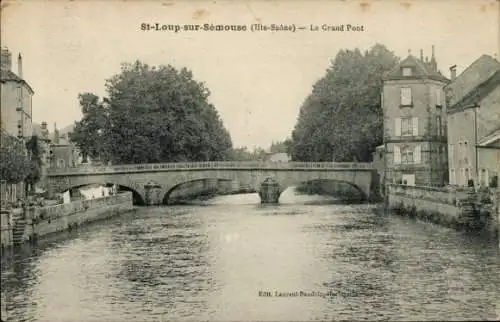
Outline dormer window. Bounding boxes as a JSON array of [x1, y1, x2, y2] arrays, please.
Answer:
[[402, 67, 412, 76]]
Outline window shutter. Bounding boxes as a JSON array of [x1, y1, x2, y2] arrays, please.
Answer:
[[436, 88, 441, 105], [414, 145, 421, 164], [395, 118, 401, 137], [394, 146, 401, 164], [449, 144, 454, 167], [412, 117, 419, 136]]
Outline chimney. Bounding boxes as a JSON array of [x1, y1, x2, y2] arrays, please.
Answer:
[[41, 121, 47, 130], [17, 53, 23, 78], [450, 65, 457, 80], [1, 47, 12, 71], [430, 45, 437, 71], [420, 49, 424, 61]]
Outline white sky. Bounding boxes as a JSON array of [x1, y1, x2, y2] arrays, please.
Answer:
[[2, 0, 498, 149]]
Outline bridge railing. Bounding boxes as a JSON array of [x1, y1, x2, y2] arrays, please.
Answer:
[[47, 161, 374, 175]]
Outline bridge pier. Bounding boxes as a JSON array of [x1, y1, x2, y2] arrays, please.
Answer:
[[259, 178, 282, 204], [144, 181, 162, 206]]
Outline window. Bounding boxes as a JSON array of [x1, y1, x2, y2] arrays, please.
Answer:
[[462, 141, 469, 164], [394, 146, 401, 164], [414, 145, 421, 164], [441, 146, 446, 164], [450, 169, 456, 185], [401, 146, 414, 164], [436, 116, 442, 136], [400, 87, 412, 106], [480, 169, 488, 186], [395, 117, 419, 137], [402, 67, 412, 76], [435, 88, 442, 106], [398, 145, 421, 164], [401, 118, 413, 136], [58, 159, 65, 168], [449, 144, 454, 167]]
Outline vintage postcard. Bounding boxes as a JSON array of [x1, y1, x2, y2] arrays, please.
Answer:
[[1, 0, 499, 321]]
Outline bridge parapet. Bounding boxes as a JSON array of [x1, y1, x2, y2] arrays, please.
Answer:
[[47, 161, 374, 176]]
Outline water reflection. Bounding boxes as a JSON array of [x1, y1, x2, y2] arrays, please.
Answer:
[[1, 192, 499, 321]]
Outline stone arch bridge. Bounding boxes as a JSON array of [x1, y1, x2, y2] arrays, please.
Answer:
[[47, 161, 377, 205]]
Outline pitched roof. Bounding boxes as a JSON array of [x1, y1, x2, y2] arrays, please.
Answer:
[[478, 127, 500, 146], [445, 55, 500, 107], [385, 54, 449, 82], [0, 69, 34, 93], [449, 70, 500, 111]]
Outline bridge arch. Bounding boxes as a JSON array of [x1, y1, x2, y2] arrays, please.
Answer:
[[162, 177, 255, 204], [50, 179, 146, 205], [280, 178, 368, 202]]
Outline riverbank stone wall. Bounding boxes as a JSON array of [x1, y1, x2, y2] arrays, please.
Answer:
[[1, 192, 134, 248]]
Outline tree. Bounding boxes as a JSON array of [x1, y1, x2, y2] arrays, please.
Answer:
[[69, 93, 109, 162], [228, 146, 268, 161], [0, 134, 29, 184], [289, 44, 400, 162], [70, 61, 233, 164], [25, 135, 44, 192], [269, 139, 292, 154]]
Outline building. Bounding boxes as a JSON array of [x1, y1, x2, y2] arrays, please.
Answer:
[[264, 152, 290, 162], [49, 124, 82, 168], [0, 47, 34, 140], [382, 46, 450, 187], [446, 55, 500, 187]]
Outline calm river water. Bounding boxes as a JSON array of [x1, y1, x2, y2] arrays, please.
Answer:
[[1, 191, 499, 321]]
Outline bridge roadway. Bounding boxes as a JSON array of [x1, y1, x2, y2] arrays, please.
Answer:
[[47, 161, 376, 205]]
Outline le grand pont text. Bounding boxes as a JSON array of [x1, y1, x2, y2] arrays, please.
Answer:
[[140, 23, 365, 33]]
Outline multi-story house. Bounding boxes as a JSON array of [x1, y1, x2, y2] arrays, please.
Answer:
[[49, 124, 82, 168], [446, 55, 500, 187], [382, 46, 450, 187], [0, 47, 34, 140]]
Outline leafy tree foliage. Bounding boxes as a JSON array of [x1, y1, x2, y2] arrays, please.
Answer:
[[70, 61, 233, 164], [70, 93, 108, 162], [0, 134, 29, 184], [25, 135, 44, 190], [269, 139, 292, 154], [229, 146, 268, 161], [289, 44, 399, 162]]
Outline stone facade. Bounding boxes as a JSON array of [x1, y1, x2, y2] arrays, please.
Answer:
[[446, 56, 500, 187], [382, 47, 449, 187], [47, 165, 377, 205], [388, 184, 499, 234], [0, 48, 34, 139]]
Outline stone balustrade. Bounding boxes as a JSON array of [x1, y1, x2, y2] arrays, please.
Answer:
[[48, 161, 374, 176]]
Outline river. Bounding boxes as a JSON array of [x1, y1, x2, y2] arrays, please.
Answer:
[[1, 190, 499, 321]]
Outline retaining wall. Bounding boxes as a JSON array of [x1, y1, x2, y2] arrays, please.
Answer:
[[1, 192, 134, 248], [387, 184, 499, 235]]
